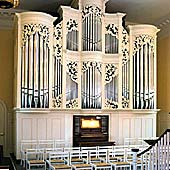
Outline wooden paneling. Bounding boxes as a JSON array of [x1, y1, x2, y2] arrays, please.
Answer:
[[51, 118, 62, 140], [144, 118, 153, 137], [37, 118, 47, 140], [22, 118, 32, 140], [14, 110, 157, 159], [132, 118, 142, 138]]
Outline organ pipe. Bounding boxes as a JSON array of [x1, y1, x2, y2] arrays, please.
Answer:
[[132, 35, 155, 109], [21, 23, 50, 108], [82, 5, 102, 51], [81, 62, 101, 109]]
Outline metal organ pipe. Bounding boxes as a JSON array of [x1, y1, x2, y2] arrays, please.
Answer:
[[29, 35, 33, 107], [40, 36, 43, 107], [147, 43, 150, 109], [34, 33, 38, 107], [81, 62, 102, 109], [59, 60, 60, 97], [133, 38, 155, 109], [133, 52, 136, 108], [37, 34, 41, 107], [82, 6, 102, 51], [137, 50, 140, 108], [23, 45, 26, 107], [21, 32, 51, 108], [25, 39, 28, 101], [53, 57, 56, 97], [21, 47, 23, 107], [142, 45, 145, 108], [140, 46, 144, 109], [88, 66, 90, 107], [144, 43, 148, 108]]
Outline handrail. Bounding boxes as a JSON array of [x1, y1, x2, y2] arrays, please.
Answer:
[[137, 129, 170, 157]]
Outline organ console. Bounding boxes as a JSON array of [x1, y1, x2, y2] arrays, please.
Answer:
[[73, 115, 115, 146]]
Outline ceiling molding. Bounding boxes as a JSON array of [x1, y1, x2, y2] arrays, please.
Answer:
[[0, 11, 15, 30], [0, 5, 170, 39], [0, 8, 25, 29], [155, 12, 170, 39]]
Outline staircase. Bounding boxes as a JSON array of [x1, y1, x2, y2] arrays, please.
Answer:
[[135, 129, 170, 170]]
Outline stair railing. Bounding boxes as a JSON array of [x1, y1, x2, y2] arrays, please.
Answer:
[[131, 129, 170, 170]]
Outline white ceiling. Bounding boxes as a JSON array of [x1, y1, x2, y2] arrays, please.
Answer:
[[16, 0, 170, 25], [0, 0, 169, 33]]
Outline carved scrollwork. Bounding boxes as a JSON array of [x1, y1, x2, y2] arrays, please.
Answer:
[[105, 24, 118, 38], [122, 29, 129, 64], [122, 96, 129, 108], [66, 98, 78, 108], [22, 24, 49, 46], [121, 29, 130, 108], [133, 35, 154, 55], [54, 22, 62, 39], [105, 99, 118, 109], [66, 19, 78, 32], [67, 61, 78, 83], [82, 62, 102, 73], [54, 22, 62, 60], [82, 5, 102, 20], [52, 94, 62, 108], [105, 64, 118, 84]]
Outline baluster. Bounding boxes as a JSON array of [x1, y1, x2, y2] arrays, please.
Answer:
[[152, 146, 155, 170], [155, 143, 158, 170], [167, 132, 170, 170], [163, 133, 167, 169], [160, 137, 163, 169], [148, 150, 152, 170], [132, 148, 139, 170]]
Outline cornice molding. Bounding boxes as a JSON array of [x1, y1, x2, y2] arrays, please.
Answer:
[[0, 8, 25, 30], [155, 12, 170, 39], [0, 7, 170, 39]]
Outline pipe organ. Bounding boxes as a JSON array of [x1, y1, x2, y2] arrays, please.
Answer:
[[13, 0, 160, 159], [13, 0, 158, 109], [14, 1, 159, 110]]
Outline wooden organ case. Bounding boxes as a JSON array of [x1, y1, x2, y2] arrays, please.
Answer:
[[13, 0, 159, 159]]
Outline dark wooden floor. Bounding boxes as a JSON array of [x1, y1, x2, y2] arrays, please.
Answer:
[[0, 156, 13, 170], [0, 153, 26, 170], [10, 153, 25, 170]]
